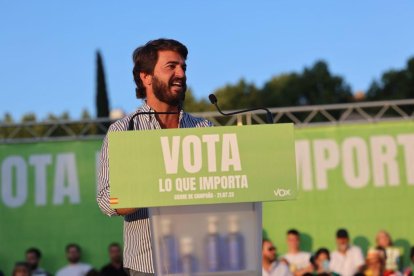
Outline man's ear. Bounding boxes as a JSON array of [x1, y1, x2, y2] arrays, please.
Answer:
[[140, 72, 152, 86]]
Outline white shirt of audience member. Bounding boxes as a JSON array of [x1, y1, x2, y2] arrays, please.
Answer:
[[262, 261, 292, 276], [330, 245, 365, 276], [56, 263, 92, 276], [283, 252, 311, 271]]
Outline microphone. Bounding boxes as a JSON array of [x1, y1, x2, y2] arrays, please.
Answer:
[[127, 110, 180, 130], [208, 94, 273, 124]]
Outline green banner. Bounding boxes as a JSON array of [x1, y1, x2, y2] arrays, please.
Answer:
[[0, 140, 122, 275], [108, 124, 297, 208], [263, 121, 414, 266], [1, 121, 413, 275]]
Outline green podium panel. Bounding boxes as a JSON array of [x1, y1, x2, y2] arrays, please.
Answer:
[[108, 124, 297, 208]]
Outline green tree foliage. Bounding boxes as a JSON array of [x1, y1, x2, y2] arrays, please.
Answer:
[[214, 79, 262, 110], [96, 50, 110, 118], [2, 113, 13, 124], [299, 61, 353, 105], [184, 88, 212, 112], [198, 60, 353, 111], [366, 57, 414, 101], [261, 73, 302, 107], [261, 61, 353, 107], [46, 112, 70, 122], [21, 113, 37, 122], [81, 109, 91, 120]]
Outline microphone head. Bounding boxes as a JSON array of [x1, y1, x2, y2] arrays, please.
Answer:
[[208, 94, 218, 104]]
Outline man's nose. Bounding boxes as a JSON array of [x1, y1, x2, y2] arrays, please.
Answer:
[[175, 66, 186, 78]]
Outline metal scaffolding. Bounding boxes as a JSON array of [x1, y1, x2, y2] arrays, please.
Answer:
[[1, 99, 414, 143]]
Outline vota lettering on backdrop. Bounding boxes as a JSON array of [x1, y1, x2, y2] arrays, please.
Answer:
[[0, 146, 102, 209], [0, 153, 81, 207], [159, 134, 248, 196]]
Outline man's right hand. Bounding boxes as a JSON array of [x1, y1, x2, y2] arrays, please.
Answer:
[[115, 208, 138, 216]]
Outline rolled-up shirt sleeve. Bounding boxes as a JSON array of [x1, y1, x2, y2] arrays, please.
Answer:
[[97, 131, 119, 217]]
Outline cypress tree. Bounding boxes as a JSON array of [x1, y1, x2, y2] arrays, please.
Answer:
[[96, 50, 110, 118]]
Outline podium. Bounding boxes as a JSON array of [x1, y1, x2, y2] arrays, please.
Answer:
[[108, 124, 297, 276]]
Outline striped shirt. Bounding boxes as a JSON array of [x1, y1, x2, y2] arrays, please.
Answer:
[[97, 102, 212, 273]]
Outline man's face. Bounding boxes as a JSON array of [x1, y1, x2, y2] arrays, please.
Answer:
[[262, 241, 277, 263], [150, 50, 187, 106], [287, 234, 300, 251], [26, 252, 39, 269], [14, 265, 30, 276], [336, 237, 349, 252], [66, 246, 81, 264], [109, 245, 122, 263]]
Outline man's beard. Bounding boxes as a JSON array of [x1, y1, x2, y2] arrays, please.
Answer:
[[68, 256, 80, 263], [152, 76, 186, 107]]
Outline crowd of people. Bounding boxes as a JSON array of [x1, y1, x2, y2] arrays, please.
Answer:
[[4, 243, 127, 276], [3, 228, 414, 276], [262, 229, 414, 276]]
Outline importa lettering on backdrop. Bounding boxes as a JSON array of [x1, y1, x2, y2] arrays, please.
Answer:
[[295, 128, 414, 191]]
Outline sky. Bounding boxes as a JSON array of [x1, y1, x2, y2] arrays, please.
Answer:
[[1, 1, 414, 121]]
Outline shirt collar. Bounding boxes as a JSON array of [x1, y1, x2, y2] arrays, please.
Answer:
[[138, 101, 184, 126]]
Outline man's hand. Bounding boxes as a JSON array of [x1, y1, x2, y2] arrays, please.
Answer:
[[115, 208, 138, 216]]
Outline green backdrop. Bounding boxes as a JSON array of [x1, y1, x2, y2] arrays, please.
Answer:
[[263, 120, 414, 267], [0, 140, 122, 275], [1, 121, 413, 274]]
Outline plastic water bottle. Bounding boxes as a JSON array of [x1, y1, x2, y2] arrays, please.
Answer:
[[205, 216, 221, 271], [160, 219, 179, 274], [226, 215, 245, 270], [180, 237, 197, 276]]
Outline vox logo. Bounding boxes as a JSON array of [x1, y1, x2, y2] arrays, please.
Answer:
[[273, 188, 291, 197]]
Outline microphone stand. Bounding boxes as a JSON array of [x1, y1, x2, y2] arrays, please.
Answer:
[[208, 94, 273, 124], [127, 102, 182, 131]]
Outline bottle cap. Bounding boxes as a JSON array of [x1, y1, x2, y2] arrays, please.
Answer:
[[207, 216, 218, 234], [160, 219, 172, 235], [228, 215, 239, 233], [180, 237, 194, 255]]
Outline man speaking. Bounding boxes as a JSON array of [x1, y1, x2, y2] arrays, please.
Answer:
[[97, 39, 212, 276]]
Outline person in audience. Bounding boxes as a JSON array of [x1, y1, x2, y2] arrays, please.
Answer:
[[403, 247, 414, 276], [25, 247, 49, 276], [311, 248, 331, 275], [363, 247, 386, 276], [85, 269, 100, 276], [101, 243, 127, 276], [12, 262, 30, 276], [56, 244, 92, 276], [262, 239, 292, 276], [283, 229, 312, 275], [329, 228, 365, 276], [375, 230, 401, 273]]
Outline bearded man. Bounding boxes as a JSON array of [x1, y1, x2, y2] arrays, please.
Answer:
[[97, 39, 212, 276]]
